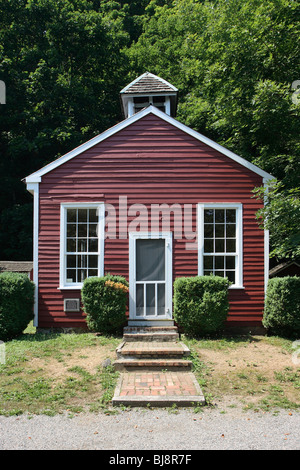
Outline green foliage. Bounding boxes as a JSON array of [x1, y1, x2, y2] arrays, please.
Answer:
[[263, 276, 300, 338], [0, 0, 299, 261], [0, 272, 35, 341], [173, 275, 230, 336], [81, 274, 128, 334], [253, 182, 300, 260]]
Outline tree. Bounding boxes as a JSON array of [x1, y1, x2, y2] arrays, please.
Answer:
[[0, 0, 130, 259]]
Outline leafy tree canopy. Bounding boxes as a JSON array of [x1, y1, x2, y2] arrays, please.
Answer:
[[0, 0, 299, 261]]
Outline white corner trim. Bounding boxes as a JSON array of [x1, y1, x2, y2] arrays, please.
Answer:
[[263, 177, 271, 293], [28, 183, 39, 327], [25, 106, 274, 184]]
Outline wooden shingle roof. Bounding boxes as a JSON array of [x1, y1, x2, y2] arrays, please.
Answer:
[[120, 72, 178, 95]]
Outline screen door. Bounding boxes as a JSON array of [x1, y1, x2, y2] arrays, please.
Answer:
[[129, 233, 172, 319]]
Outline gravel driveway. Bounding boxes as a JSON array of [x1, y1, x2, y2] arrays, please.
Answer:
[[1, 406, 299, 451]]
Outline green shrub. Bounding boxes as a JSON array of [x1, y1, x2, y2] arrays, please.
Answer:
[[173, 275, 230, 336], [263, 276, 300, 338], [82, 274, 128, 335], [0, 272, 35, 341]]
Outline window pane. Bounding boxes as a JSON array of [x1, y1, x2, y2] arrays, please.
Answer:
[[146, 283, 155, 315], [215, 270, 224, 278], [136, 239, 165, 281], [204, 224, 213, 238], [67, 255, 76, 268], [204, 209, 214, 223], [157, 284, 165, 315], [226, 256, 235, 269], [88, 269, 98, 277], [89, 209, 97, 223], [78, 255, 87, 268], [226, 239, 236, 253], [204, 256, 213, 269], [226, 224, 236, 238], [215, 256, 224, 269], [78, 224, 87, 237], [66, 269, 76, 283], [67, 209, 77, 222], [78, 269, 87, 282], [67, 224, 76, 237], [226, 209, 236, 223], [204, 239, 213, 253], [215, 224, 225, 238], [88, 255, 98, 268], [89, 224, 98, 237], [215, 239, 225, 253], [78, 239, 88, 252], [215, 210, 225, 223], [67, 238, 76, 252], [78, 209, 87, 222], [226, 271, 235, 283], [88, 239, 98, 252], [136, 284, 144, 316]]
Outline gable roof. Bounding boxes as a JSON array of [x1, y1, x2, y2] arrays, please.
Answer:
[[25, 105, 274, 185], [120, 72, 178, 95]]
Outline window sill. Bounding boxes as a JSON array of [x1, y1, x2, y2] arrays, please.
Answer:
[[229, 285, 245, 290], [58, 285, 83, 290]]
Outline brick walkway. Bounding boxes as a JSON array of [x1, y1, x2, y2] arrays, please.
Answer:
[[112, 326, 206, 407], [112, 370, 205, 406]]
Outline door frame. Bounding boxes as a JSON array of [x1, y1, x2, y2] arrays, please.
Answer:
[[129, 232, 173, 321]]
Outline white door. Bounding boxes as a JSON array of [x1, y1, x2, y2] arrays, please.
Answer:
[[129, 232, 172, 320]]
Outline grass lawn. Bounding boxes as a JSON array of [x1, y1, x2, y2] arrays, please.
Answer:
[[0, 323, 299, 416]]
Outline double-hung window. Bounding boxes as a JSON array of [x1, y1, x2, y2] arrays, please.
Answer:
[[60, 203, 104, 289], [198, 203, 243, 288]]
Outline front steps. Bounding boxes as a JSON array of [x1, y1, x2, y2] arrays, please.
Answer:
[[112, 326, 205, 407]]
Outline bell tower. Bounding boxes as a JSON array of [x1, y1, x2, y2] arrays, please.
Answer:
[[120, 72, 178, 119]]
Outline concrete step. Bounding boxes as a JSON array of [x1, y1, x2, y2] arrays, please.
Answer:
[[123, 326, 179, 342]]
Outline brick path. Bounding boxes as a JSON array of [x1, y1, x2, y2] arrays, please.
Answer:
[[118, 371, 200, 397], [112, 326, 205, 407]]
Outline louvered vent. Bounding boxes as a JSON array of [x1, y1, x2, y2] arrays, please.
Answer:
[[64, 299, 80, 312]]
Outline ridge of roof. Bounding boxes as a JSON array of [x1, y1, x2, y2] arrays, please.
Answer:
[[25, 105, 274, 184]]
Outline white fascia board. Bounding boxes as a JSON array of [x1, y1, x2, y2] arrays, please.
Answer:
[[25, 105, 274, 184]]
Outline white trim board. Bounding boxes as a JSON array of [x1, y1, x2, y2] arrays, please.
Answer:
[[25, 105, 274, 184]]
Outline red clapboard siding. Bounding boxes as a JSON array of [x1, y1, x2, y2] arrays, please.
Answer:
[[37, 113, 265, 328]]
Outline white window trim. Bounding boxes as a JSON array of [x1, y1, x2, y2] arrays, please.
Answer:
[[59, 202, 105, 290], [198, 203, 244, 289], [129, 231, 173, 319]]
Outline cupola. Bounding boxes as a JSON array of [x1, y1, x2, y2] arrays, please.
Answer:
[[120, 72, 178, 118]]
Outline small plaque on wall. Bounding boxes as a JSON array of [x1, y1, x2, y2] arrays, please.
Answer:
[[64, 299, 80, 312]]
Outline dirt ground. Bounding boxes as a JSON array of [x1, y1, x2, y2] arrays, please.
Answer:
[[27, 337, 300, 411]]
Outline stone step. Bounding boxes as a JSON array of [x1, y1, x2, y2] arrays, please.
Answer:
[[113, 358, 193, 371], [116, 341, 190, 359]]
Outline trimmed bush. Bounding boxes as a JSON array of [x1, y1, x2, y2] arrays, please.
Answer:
[[263, 276, 300, 338], [0, 272, 35, 341], [173, 275, 230, 336], [82, 274, 128, 335]]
